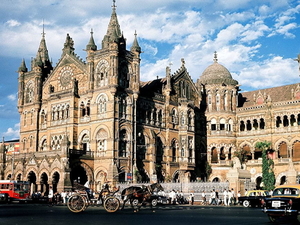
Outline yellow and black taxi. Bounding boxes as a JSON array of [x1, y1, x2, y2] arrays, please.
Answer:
[[262, 184, 300, 223], [238, 190, 270, 207]]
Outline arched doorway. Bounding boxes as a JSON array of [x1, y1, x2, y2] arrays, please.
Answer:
[[70, 164, 88, 186], [27, 171, 37, 194], [52, 172, 60, 193], [40, 172, 48, 195], [256, 176, 262, 190], [280, 175, 286, 185]]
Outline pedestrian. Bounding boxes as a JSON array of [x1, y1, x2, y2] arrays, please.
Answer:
[[231, 188, 236, 205], [48, 186, 54, 206], [210, 189, 217, 205], [223, 189, 228, 206], [228, 190, 233, 206], [61, 190, 66, 204], [189, 192, 194, 205], [201, 190, 206, 205]]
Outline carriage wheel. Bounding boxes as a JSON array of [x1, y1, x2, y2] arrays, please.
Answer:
[[67, 194, 86, 213], [103, 196, 120, 213]]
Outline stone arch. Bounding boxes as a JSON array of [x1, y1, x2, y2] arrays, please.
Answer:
[[276, 172, 287, 186], [70, 161, 94, 186], [94, 169, 108, 191]]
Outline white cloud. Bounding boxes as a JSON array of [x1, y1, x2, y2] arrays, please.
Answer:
[[2, 124, 20, 140], [5, 20, 21, 27], [236, 56, 299, 91], [7, 94, 17, 101]]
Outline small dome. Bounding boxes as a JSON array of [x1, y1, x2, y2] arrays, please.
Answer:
[[199, 52, 238, 86]]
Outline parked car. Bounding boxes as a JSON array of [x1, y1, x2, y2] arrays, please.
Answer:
[[238, 190, 270, 207], [262, 184, 300, 223]]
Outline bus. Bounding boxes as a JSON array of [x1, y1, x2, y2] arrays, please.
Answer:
[[0, 180, 31, 203]]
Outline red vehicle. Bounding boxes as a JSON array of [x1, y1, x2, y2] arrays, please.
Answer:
[[0, 180, 31, 203]]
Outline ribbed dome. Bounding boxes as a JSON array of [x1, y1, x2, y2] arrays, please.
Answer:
[[199, 56, 238, 86], [201, 62, 233, 80]]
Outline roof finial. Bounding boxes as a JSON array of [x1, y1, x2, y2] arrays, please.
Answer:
[[42, 19, 45, 38], [112, 0, 116, 10], [213, 51, 218, 63]]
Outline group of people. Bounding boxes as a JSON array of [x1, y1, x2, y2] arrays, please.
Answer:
[[167, 190, 192, 205], [202, 188, 240, 206]]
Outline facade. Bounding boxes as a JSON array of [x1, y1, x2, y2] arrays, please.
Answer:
[[0, 2, 300, 195]]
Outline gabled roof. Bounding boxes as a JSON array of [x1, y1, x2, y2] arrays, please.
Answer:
[[238, 83, 300, 108]]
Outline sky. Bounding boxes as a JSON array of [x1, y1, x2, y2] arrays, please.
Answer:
[[0, 0, 300, 141]]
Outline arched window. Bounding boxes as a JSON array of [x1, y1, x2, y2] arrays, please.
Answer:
[[41, 139, 47, 151], [25, 82, 34, 103], [276, 116, 282, 128], [220, 118, 226, 130], [97, 94, 107, 114], [171, 139, 178, 162], [119, 130, 127, 157], [211, 118, 217, 131], [259, 118, 265, 129], [246, 120, 252, 131], [96, 129, 108, 157], [278, 142, 288, 158], [211, 147, 218, 163], [240, 121, 245, 131]]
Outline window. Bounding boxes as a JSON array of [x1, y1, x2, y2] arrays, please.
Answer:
[[97, 94, 108, 114]]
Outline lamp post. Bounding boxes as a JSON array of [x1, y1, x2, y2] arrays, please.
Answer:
[[1, 137, 6, 180]]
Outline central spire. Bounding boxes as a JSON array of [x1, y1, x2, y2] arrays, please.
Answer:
[[102, 0, 122, 48]]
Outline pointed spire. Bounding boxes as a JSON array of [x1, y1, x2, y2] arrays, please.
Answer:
[[102, 0, 122, 48], [18, 59, 28, 73], [33, 23, 53, 72], [86, 29, 97, 51], [131, 31, 141, 53], [213, 51, 218, 63], [35, 25, 50, 65]]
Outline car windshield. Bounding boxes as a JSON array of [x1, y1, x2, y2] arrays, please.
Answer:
[[249, 191, 268, 196], [272, 188, 299, 196]]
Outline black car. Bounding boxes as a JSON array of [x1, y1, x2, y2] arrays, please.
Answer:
[[238, 190, 270, 207], [262, 184, 300, 222]]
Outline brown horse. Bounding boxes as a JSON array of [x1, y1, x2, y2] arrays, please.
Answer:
[[121, 183, 164, 211]]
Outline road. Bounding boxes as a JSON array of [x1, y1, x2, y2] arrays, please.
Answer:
[[0, 203, 296, 225]]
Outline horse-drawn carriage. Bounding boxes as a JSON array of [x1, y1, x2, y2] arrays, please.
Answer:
[[67, 182, 164, 213], [67, 183, 120, 213]]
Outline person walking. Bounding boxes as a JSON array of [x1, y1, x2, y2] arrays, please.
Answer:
[[223, 189, 228, 206], [48, 186, 54, 206], [210, 189, 217, 205]]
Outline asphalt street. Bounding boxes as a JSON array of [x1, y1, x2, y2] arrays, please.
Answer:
[[0, 203, 298, 225]]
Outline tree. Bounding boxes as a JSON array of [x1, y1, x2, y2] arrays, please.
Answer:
[[255, 141, 275, 191]]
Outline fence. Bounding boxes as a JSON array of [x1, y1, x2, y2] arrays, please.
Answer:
[[116, 181, 230, 202]]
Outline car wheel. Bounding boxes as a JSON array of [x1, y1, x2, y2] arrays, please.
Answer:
[[268, 215, 278, 223], [243, 200, 250, 207], [151, 199, 158, 207]]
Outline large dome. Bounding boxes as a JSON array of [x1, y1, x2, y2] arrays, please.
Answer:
[[199, 61, 238, 86], [201, 62, 233, 80], [198, 52, 238, 86]]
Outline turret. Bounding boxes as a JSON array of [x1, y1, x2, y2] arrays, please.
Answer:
[[86, 29, 97, 51]]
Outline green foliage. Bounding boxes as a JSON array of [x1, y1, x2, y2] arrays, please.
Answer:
[[205, 162, 212, 177], [234, 149, 247, 164], [255, 141, 275, 191]]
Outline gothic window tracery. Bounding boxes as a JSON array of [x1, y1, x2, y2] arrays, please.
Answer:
[[25, 82, 34, 104], [96, 60, 109, 87], [96, 129, 108, 157]]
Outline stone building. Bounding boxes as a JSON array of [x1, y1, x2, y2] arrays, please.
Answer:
[[1, 2, 300, 194], [0, 3, 203, 194]]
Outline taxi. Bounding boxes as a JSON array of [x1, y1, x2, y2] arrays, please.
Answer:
[[238, 190, 270, 207], [262, 184, 300, 223]]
